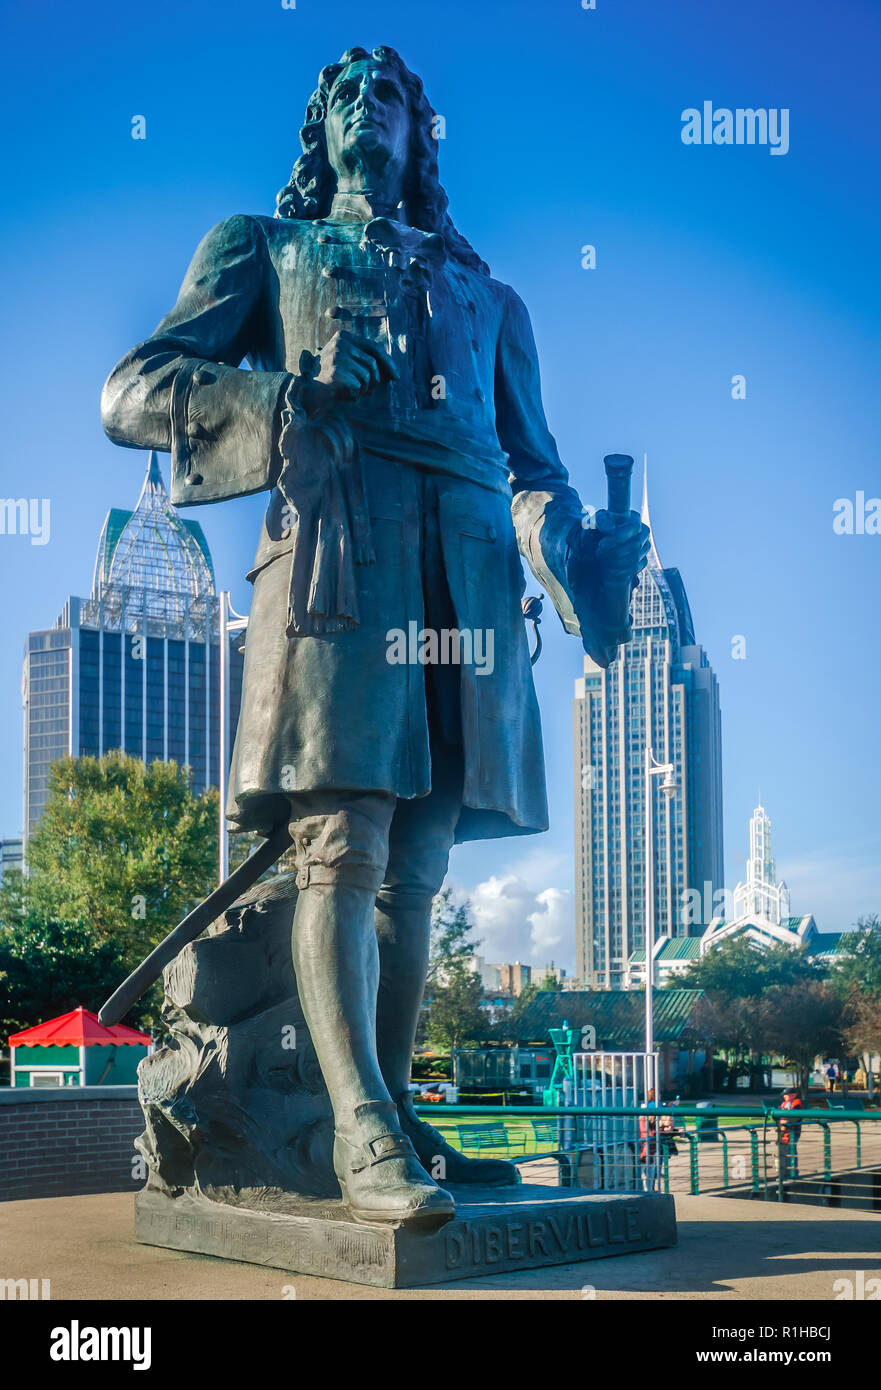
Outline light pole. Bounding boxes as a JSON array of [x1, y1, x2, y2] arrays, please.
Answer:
[[643, 744, 678, 1158], [218, 591, 249, 885]]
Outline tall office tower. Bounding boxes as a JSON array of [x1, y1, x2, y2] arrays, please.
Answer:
[[731, 799, 790, 925], [22, 454, 243, 838], [573, 470, 724, 988]]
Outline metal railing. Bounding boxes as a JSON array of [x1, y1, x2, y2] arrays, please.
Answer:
[[573, 1052, 659, 1191], [416, 1102, 881, 1203]]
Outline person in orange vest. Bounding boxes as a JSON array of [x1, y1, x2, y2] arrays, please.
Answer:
[[779, 1087, 803, 1179]]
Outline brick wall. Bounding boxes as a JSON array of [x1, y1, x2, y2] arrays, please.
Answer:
[[0, 1088, 143, 1201]]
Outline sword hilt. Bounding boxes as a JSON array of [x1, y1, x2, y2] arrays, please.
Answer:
[[603, 454, 634, 518], [599, 453, 636, 645]]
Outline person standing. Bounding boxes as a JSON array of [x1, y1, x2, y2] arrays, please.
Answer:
[[779, 1087, 803, 1180]]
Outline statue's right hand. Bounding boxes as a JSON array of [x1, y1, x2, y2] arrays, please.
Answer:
[[302, 331, 399, 413]]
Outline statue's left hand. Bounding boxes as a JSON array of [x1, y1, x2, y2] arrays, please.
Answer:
[[571, 510, 650, 593], [563, 509, 649, 660], [590, 510, 650, 589]]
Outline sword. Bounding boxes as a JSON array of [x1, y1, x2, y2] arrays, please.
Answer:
[[97, 821, 293, 1027]]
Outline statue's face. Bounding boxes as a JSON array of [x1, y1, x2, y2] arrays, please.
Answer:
[[324, 59, 411, 185]]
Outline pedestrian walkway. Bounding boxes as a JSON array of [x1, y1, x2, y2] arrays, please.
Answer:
[[1, 1191, 878, 1299]]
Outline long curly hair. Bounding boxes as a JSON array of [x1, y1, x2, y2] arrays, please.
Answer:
[[275, 45, 488, 276]]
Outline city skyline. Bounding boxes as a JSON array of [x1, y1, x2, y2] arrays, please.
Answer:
[[1, 0, 878, 966], [22, 453, 243, 837]]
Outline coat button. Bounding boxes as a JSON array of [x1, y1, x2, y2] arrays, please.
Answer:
[[193, 367, 216, 386], [475, 388, 485, 402]]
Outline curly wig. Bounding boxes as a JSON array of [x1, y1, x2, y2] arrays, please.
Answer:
[[274, 45, 488, 276]]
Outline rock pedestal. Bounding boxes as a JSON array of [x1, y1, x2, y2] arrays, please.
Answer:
[[134, 873, 677, 1287], [136, 872, 338, 1204]]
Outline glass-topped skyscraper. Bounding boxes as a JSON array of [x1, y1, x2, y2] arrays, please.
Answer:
[[23, 454, 243, 837], [573, 469, 724, 988]]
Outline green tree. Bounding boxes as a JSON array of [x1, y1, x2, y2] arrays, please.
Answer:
[[833, 916, 881, 1096], [0, 911, 153, 1037], [678, 936, 822, 998], [2, 753, 220, 969], [678, 938, 824, 1090], [844, 991, 881, 1095], [688, 991, 762, 1086], [536, 963, 562, 991], [759, 981, 847, 1099], [426, 888, 480, 986], [426, 969, 488, 1051], [424, 890, 490, 1050], [834, 914, 881, 997]]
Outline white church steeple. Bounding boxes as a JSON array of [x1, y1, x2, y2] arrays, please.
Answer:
[[732, 799, 791, 925]]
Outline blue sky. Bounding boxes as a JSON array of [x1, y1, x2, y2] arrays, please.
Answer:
[[1, 0, 878, 968]]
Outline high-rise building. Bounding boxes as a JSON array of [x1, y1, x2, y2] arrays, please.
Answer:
[[573, 468, 724, 988], [22, 454, 243, 837]]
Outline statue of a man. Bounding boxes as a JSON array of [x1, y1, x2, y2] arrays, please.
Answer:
[[102, 45, 648, 1229]]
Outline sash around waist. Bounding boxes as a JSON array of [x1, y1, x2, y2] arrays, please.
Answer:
[[247, 431, 512, 585], [351, 414, 512, 496]]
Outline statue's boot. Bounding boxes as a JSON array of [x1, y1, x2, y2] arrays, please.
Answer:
[[291, 872, 454, 1228], [333, 1100, 454, 1228], [374, 888, 520, 1188], [396, 1091, 520, 1187]]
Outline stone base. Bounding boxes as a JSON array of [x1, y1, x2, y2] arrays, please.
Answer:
[[135, 1184, 677, 1289]]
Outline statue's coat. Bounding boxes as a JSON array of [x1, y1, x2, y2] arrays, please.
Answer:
[[102, 213, 615, 840]]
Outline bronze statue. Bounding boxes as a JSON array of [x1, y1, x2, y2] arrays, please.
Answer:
[[102, 45, 648, 1229]]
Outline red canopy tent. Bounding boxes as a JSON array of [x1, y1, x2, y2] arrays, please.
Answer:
[[9, 1007, 151, 1088], [8, 1007, 150, 1048]]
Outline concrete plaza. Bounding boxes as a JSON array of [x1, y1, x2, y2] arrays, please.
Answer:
[[1, 1190, 879, 1300]]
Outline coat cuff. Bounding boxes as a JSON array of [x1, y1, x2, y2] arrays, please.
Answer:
[[512, 491, 622, 668], [170, 362, 292, 506]]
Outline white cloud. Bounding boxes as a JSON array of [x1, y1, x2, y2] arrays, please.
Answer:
[[447, 862, 575, 972]]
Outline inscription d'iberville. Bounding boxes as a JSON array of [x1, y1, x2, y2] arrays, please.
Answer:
[[445, 1205, 645, 1270]]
